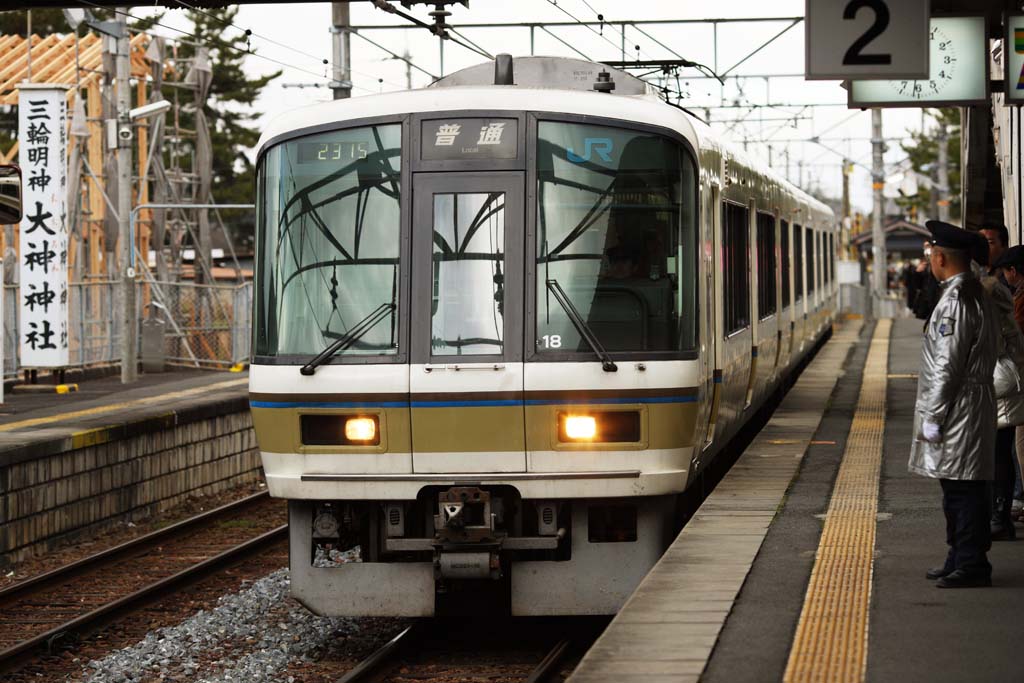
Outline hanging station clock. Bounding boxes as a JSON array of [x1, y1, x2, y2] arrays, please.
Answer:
[[848, 16, 988, 108]]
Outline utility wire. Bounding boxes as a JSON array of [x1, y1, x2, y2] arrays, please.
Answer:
[[350, 30, 439, 81], [83, 2, 339, 84], [170, 0, 408, 90], [573, 0, 652, 61], [369, 0, 493, 60], [544, 0, 631, 57]]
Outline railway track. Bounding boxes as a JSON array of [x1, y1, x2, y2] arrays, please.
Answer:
[[0, 491, 287, 674], [331, 617, 604, 683]]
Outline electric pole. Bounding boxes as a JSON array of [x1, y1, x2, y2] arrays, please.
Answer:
[[116, 7, 137, 383], [331, 2, 352, 99], [841, 159, 852, 260], [871, 108, 887, 312], [936, 121, 951, 222]]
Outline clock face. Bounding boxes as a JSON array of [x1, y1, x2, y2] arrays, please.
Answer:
[[891, 26, 956, 99], [849, 16, 987, 107]]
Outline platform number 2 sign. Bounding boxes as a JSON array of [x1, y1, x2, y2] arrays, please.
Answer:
[[842, 0, 891, 66], [805, 0, 929, 80]]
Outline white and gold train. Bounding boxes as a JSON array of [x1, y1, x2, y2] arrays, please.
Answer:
[[250, 56, 837, 617]]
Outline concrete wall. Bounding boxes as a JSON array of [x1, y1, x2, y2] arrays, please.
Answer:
[[0, 399, 262, 567]]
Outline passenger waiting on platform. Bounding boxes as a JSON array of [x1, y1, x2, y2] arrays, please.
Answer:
[[909, 221, 998, 588], [970, 232, 1024, 540], [913, 245, 940, 321], [981, 224, 1010, 286], [994, 243, 1024, 521]]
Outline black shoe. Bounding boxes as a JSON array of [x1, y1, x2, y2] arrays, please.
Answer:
[[991, 522, 1016, 541], [926, 566, 953, 580], [936, 570, 992, 588]]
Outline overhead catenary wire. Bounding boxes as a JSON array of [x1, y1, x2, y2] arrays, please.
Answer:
[[369, 0, 493, 60], [349, 29, 439, 81], [170, 0, 408, 90], [543, 0, 637, 58], [83, 3, 340, 83]]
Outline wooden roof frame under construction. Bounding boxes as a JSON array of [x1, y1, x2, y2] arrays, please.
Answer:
[[0, 31, 156, 280]]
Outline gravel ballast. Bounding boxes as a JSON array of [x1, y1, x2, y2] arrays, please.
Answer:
[[78, 557, 396, 683]]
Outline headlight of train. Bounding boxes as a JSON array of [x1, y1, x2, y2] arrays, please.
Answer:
[[301, 414, 380, 446], [558, 411, 641, 443], [562, 415, 597, 441], [343, 416, 378, 443]]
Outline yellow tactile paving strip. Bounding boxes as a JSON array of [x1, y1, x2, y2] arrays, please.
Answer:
[[783, 319, 890, 683], [0, 378, 248, 433]]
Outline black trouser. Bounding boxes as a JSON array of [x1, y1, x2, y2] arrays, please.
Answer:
[[941, 479, 992, 576], [993, 426, 1016, 524]]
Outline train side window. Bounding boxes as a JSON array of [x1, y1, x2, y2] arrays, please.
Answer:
[[806, 226, 816, 298], [780, 219, 791, 307], [722, 201, 750, 335], [829, 233, 835, 285], [756, 212, 776, 319], [793, 224, 804, 302]]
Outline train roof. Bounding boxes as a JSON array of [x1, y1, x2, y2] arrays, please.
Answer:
[[255, 56, 833, 222]]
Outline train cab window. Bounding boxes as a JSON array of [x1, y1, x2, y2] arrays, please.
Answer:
[[535, 121, 698, 356], [722, 202, 750, 334], [430, 192, 506, 355], [780, 219, 791, 307], [255, 123, 402, 360], [756, 212, 776, 319], [793, 224, 804, 302]]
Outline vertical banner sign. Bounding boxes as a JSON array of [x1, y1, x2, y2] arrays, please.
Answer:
[[18, 85, 69, 368]]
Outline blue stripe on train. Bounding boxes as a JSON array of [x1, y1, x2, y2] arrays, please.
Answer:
[[250, 395, 698, 409]]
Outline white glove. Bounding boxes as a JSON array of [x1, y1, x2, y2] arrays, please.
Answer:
[[921, 421, 942, 442]]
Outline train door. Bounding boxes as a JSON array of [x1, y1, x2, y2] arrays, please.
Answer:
[[698, 182, 722, 454], [409, 172, 526, 473]]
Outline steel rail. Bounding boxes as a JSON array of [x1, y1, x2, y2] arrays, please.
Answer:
[[526, 638, 573, 683], [334, 627, 573, 683], [0, 490, 271, 607], [0, 525, 287, 672], [335, 624, 418, 683], [0, 497, 285, 673]]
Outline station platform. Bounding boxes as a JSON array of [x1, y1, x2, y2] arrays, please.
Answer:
[[0, 369, 259, 567], [568, 318, 1024, 683]]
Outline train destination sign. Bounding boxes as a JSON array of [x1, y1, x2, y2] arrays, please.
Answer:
[[1005, 14, 1024, 104], [420, 118, 518, 161], [848, 16, 988, 108], [805, 0, 930, 80]]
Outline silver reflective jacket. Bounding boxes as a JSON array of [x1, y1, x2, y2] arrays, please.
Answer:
[[976, 267, 1024, 427], [909, 271, 998, 480]]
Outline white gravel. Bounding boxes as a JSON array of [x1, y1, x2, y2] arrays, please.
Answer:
[[77, 567, 362, 683]]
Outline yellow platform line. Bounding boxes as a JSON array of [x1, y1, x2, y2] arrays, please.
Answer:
[[0, 377, 248, 433], [783, 318, 891, 683]]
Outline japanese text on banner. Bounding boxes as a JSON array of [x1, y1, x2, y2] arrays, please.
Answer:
[[18, 86, 69, 367]]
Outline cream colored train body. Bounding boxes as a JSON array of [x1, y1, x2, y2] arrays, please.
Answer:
[[251, 57, 837, 617]]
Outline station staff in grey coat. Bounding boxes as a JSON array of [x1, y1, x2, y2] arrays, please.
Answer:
[[909, 221, 999, 588]]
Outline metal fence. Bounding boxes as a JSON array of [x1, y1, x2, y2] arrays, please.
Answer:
[[3, 281, 252, 377]]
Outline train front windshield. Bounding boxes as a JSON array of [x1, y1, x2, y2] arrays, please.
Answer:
[[254, 117, 697, 364], [255, 124, 402, 359], [536, 122, 698, 356]]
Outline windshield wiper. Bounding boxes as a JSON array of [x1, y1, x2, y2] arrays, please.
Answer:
[[545, 279, 618, 372], [300, 302, 396, 376]]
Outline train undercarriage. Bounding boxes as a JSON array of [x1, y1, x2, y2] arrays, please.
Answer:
[[288, 488, 676, 616]]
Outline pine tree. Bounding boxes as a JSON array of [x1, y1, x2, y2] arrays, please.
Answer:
[[177, 6, 281, 246], [897, 107, 961, 222]]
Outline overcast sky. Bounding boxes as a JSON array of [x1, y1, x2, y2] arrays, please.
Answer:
[[138, 0, 941, 212]]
